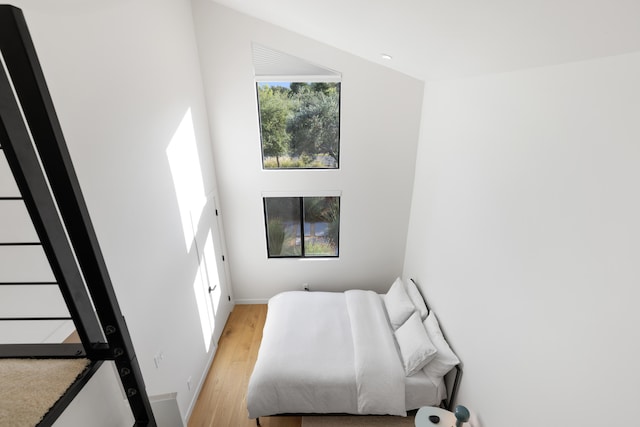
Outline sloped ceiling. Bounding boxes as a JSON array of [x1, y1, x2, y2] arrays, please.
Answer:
[[212, 0, 640, 80]]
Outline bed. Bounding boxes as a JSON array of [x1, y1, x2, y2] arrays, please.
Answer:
[[247, 278, 461, 422]]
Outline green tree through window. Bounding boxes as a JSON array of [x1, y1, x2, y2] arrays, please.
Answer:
[[257, 82, 340, 169]]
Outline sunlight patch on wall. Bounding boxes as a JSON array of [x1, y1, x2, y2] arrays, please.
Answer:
[[166, 109, 206, 250], [192, 229, 221, 352], [202, 230, 221, 315], [192, 261, 213, 352], [192, 228, 223, 352]]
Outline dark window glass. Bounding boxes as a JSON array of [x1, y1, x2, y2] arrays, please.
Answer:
[[264, 196, 339, 257]]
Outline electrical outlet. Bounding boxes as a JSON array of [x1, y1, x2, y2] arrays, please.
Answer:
[[153, 351, 165, 369], [303, 283, 310, 291]]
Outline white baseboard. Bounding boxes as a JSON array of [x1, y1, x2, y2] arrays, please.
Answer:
[[234, 299, 268, 304], [184, 341, 218, 424]]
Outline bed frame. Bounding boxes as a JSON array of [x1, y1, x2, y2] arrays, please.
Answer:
[[0, 6, 156, 426], [254, 281, 462, 426], [411, 279, 463, 413]]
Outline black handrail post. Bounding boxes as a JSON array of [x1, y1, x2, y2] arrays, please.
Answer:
[[0, 38, 105, 353]]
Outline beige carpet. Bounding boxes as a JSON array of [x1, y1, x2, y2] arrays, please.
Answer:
[[302, 415, 415, 426], [0, 358, 90, 427]]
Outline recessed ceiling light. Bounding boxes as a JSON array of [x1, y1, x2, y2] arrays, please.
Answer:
[[381, 53, 392, 60]]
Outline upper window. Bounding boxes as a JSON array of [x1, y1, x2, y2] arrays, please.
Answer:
[[252, 43, 341, 170], [257, 82, 340, 169]]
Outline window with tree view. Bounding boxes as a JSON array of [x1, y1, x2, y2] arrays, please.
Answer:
[[257, 82, 340, 169], [264, 196, 339, 257]]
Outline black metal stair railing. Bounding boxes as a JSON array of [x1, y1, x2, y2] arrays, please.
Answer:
[[0, 5, 156, 426]]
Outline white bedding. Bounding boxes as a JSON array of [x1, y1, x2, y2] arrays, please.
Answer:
[[246, 290, 445, 419]]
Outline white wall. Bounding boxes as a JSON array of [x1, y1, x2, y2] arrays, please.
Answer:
[[52, 363, 134, 427], [403, 52, 640, 427], [192, 1, 424, 301], [8, 0, 230, 422]]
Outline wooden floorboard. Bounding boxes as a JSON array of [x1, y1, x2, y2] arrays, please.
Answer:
[[188, 304, 302, 427]]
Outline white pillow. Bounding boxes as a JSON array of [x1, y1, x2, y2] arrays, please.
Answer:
[[395, 312, 438, 376], [405, 279, 429, 320], [422, 311, 460, 379], [384, 277, 415, 330]]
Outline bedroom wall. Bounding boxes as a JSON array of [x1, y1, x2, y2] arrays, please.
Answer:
[[191, 0, 424, 301], [7, 0, 230, 422], [403, 51, 640, 427]]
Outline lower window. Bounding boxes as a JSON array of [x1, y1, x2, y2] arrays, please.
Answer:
[[263, 196, 340, 258]]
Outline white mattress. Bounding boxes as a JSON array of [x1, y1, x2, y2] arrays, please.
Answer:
[[247, 290, 445, 418]]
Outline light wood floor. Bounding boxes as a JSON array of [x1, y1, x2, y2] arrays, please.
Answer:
[[188, 304, 301, 427]]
